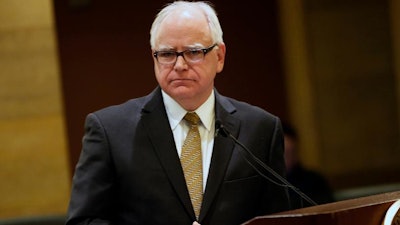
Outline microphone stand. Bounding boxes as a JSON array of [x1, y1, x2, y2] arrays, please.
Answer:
[[216, 122, 318, 207]]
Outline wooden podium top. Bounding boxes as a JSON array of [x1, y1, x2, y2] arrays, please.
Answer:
[[243, 191, 400, 225]]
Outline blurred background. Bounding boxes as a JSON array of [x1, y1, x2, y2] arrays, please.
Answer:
[[1, 0, 399, 222]]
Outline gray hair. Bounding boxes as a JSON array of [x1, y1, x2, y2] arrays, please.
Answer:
[[149, 1, 224, 49]]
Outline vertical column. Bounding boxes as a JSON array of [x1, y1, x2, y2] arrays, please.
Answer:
[[277, 0, 321, 169], [0, 0, 69, 218]]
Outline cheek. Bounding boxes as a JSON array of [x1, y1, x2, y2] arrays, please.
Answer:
[[154, 63, 164, 78], [154, 71, 164, 85], [154, 66, 171, 85], [202, 65, 218, 81], [206, 54, 223, 75]]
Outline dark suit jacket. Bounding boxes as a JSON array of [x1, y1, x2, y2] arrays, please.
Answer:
[[66, 87, 290, 225]]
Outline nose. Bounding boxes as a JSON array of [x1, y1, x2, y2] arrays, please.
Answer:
[[174, 55, 188, 70]]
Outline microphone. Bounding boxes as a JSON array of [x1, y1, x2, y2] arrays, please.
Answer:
[[215, 120, 317, 206]]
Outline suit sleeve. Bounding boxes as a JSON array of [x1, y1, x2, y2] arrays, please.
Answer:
[[66, 113, 116, 225]]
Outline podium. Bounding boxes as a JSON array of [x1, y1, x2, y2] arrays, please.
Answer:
[[243, 191, 400, 225]]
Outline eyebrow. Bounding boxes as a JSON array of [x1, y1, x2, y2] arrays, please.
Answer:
[[156, 43, 205, 51]]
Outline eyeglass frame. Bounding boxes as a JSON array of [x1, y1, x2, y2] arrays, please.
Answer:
[[153, 43, 218, 65]]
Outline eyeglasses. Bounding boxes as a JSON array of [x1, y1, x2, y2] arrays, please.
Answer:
[[153, 44, 217, 65]]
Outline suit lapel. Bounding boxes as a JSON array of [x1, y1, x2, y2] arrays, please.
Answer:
[[199, 92, 240, 220], [140, 88, 241, 221], [140, 88, 195, 218]]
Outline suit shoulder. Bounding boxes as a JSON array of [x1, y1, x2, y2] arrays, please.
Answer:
[[91, 97, 146, 120], [224, 96, 278, 121]]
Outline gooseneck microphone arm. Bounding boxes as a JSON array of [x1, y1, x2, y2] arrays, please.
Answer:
[[215, 120, 318, 207]]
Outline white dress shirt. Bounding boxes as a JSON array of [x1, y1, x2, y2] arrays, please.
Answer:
[[162, 90, 215, 191]]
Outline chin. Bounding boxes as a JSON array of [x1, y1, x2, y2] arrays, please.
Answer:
[[169, 85, 194, 95]]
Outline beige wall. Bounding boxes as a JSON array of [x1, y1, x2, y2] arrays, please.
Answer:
[[278, 0, 321, 169], [279, 0, 400, 188], [0, 0, 69, 218]]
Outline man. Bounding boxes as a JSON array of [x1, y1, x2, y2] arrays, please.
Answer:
[[66, 1, 290, 225]]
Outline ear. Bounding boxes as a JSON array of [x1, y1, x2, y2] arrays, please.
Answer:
[[216, 43, 226, 73]]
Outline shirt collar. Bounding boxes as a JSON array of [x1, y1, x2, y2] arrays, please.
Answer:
[[162, 90, 215, 131]]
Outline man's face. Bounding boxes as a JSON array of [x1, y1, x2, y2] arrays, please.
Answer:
[[152, 9, 225, 110]]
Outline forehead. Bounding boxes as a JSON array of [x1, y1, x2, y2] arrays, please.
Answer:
[[155, 7, 212, 48]]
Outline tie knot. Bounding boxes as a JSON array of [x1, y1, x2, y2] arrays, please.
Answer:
[[184, 112, 200, 125]]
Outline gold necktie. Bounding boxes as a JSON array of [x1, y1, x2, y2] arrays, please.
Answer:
[[181, 112, 203, 219]]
